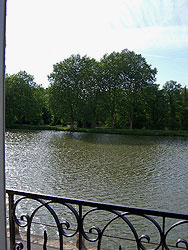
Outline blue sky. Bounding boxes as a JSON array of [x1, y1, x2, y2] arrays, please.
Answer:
[[5, 0, 188, 88]]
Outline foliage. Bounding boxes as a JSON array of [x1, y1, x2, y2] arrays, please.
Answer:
[[48, 49, 157, 129], [48, 54, 98, 128], [5, 49, 188, 131], [5, 71, 50, 127]]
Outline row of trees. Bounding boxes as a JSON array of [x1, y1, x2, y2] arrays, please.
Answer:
[[5, 49, 188, 130]]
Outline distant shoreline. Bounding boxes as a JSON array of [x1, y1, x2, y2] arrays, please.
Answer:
[[6, 124, 188, 137]]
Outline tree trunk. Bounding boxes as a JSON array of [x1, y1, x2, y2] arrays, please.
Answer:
[[70, 119, 74, 131], [111, 112, 114, 128], [128, 113, 133, 129]]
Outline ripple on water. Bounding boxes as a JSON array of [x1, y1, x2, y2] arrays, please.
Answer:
[[5, 131, 188, 249], [5, 131, 188, 211]]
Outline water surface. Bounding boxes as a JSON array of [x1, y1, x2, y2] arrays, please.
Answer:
[[6, 130, 188, 213], [5, 130, 188, 248]]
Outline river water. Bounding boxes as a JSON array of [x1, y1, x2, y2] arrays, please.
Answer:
[[5, 130, 188, 249]]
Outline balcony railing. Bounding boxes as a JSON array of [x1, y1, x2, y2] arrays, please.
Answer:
[[6, 189, 188, 250]]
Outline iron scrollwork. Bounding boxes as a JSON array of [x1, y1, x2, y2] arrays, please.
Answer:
[[12, 196, 79, 249], [7, 189, 188, 250]]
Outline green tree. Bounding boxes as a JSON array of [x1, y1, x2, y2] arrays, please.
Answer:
[[118, 49, 157, 129], [5, 71, 46, 126], [40, 88, 52, 125], [100, 52, 122, 128], [48, 54, 97, 128], [180, 86, 188, 130], [32, 86, 51, 124], [100, 49, 157, 129], [163, 81, 182, 130], [143, 84, 167, 129]]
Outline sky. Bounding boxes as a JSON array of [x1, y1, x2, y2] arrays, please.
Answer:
[[5, 0, 188, 88]]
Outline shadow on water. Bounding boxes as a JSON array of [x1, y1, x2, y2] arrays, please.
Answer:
[[51, 131, 161, 146]]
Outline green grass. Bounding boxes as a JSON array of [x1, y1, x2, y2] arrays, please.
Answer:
[[6, 124, 188, 137], [73, 127, 188, 136]]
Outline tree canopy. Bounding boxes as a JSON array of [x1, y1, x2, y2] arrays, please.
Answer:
[[5, 49, 188, 131], [5, 71, 50, 127], [48, 50, 157, 129]]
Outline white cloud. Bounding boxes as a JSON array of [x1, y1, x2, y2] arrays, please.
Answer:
[[5, 0, 188, 87]]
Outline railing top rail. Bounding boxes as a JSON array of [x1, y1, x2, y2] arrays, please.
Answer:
[[6, 189, 188, 220]]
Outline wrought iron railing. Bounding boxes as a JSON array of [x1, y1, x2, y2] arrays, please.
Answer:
[[6, 189, 188, 250]]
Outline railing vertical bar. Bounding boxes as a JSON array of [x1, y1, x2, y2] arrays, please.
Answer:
[[162, 216, 165, 250], [8, 192, 15, 250], [59, 216, 63, 250], [43, 230, 47, 250], [79, 204, 82, 250], [27, 221, 31, 250]]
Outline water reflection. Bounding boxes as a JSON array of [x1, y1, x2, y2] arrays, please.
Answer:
[[5, 130, 188, 214]]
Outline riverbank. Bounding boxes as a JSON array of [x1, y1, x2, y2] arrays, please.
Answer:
[[6, 124, 188, 137]]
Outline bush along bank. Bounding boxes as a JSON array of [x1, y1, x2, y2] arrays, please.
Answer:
[[6, 124, 188, 137]]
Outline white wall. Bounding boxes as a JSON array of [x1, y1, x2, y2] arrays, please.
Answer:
[[0, 0, 7, 249]]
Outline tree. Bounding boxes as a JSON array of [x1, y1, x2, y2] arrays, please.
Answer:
[[100, 52, 122, 128], [100, 49, 157, 129], [48, 54, 97, 128], [180, 86, 188, 130], [5, 71, 46, 126], [163, 81, 182, 130], [143, 84, 167, 129], [118, 49, 157, 129], [32, 86, 51, 125], [40, 88, 52, 125]]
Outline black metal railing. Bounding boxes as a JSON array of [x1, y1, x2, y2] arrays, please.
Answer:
[[6, 189, 188, 250]]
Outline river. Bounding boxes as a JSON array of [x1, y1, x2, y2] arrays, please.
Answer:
[[5, 130, 188, 248]]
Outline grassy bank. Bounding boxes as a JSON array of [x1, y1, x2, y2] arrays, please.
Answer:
[[6, 124, 188, 137], [73, 127, 188, 136]]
